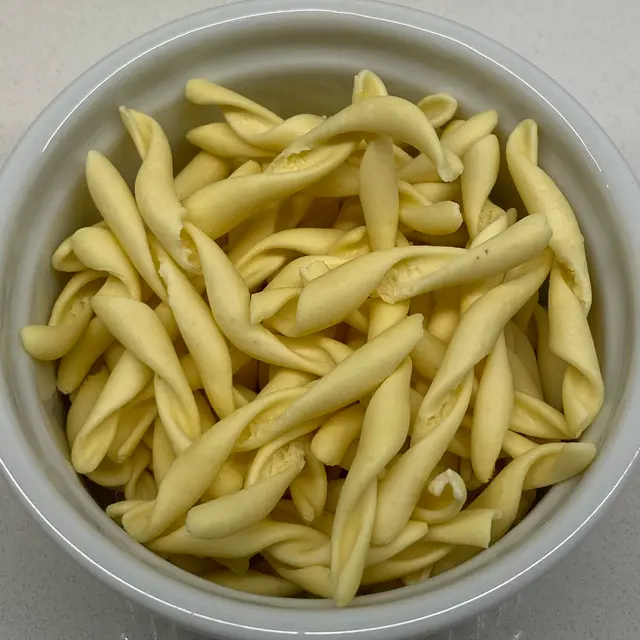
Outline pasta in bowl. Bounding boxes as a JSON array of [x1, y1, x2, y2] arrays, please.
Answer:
[[0, 1, 638, 638]]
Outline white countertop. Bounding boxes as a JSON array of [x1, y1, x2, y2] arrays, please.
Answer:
[[1, 1, 639, 638]]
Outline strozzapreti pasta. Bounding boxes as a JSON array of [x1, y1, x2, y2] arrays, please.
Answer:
[[20, 69, 603, 606]]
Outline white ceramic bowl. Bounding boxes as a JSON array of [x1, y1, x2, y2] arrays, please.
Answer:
[[1, 1, 639, 638]]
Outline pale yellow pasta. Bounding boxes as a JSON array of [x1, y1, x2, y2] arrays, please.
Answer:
[[461, 134, 500, 240], [157, 250, 235, 419], [507, 121, 603, 436], [120, 107, 198, 273], [412, 468, 467, 524], [289, 437, 328, 523], [120, 387, 306, 543], [71, 227, 141, 300], [21, 296, 93, 361], [281, 96, 462, 183], [184, 142, 354, 239], [397, 110, 498, 183], [533, 304, 567, 410], [426, 288, 460, 343], [91, 295, 199, 450], [107, 397, 158, 464], [235, 228, 344, 272], [413, 181, 461, 204], [48, 270, 105, 325], [331, 358, 412, 604], [417, 93, 458, 128], [440, 110, 500, 157], [227, 200, 277, 264], [85, 150, 166, 299], [187, 123, 274, 159], [57, 317, 115, 393], [186, 441, 306, 539], [377, 213, 552, 303], [310, 404, 366, 466], [203, 570, 302, 597], [174, 151, 229, 201], [186, 79, 324, 152], [234, 314, 424, 451], [187, 223, 336, 376], [21, 71, 606, 607]]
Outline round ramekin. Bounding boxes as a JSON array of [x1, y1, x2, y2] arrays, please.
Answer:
[[0, 1, 639, 638]]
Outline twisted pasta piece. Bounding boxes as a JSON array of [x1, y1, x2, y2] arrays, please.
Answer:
[[423, 509, 500, 548], [67, 370, 136, 489], [120, 108, 196, 273], [227, 199, 277, 264], [85, 150, 166, 298], [413, 181, 461, 204], [49, 270, 105, 323], [417, 93, 458, 128], [151, 520, 328, 561], [70, 227, 141, 299], [311, 403, 366, 466], [460, 216, 515, 483], [157, 250, 235, 419], [373, 372, 473, 546], [120, 387, 306, 543], [398, 110, 498, 183], [203, 570, 301, 597], [124, 444, 157, 501], [331, 357, 412, 605], [507, 120, 590, 311], [21, 296, 93, 361], [471, 332, 513, 482], [57, 316, 114, 393], [548, 265, 603, 436], [56, 275, 137, 393], [187, 123, 274, 159], [352, 70, 399, 253], [186, 79, 324, 152], [234, 228, 344, 272], [507, 121, 603, 435], [174, 151, 229, 201], [187, 223, 338, 377], [461, 134, 500, 240], [294, 245, 460, 335], [234, 314, 424, 451], [426, 289, 460, 343], [280, 96, 461, 183], [108, 397, 158, 464], [378, 213, 552, 304], [91, 295, 199, 446], [412, 468, 467, 525], [361, 542, 452, 586], [186, 441, 306, 539], [183, 141, 354, 239], [533, 304, 566, 410], [290, 437, 327, 523]]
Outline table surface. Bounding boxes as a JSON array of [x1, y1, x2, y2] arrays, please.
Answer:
[[1, 0, 640, 638]]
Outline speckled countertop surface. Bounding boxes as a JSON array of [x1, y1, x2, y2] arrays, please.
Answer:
[[1, 1, 640, 639]]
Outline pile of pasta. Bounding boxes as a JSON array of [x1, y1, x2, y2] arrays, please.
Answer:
[[20, 70, 604, 605]]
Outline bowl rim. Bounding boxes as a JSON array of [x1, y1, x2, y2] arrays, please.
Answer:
[[1, 0, 640, 637]]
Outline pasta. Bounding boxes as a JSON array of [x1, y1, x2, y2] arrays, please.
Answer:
[[21, 68, 604, 607]]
